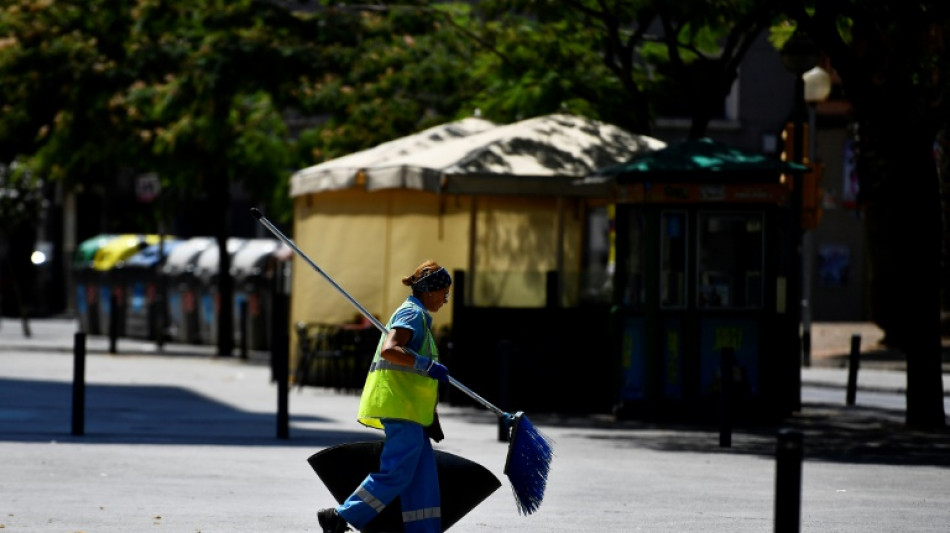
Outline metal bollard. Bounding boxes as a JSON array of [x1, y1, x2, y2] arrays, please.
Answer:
[[846, 334, 860, 406], [239, 299, 249, 360], [273, 262, 291, 439], [275, 338, 289, 440], [153, 299, 165, 352], [497, 340, 512, 442], [719, 347, 735, 448], [774, 429, 803, 533], [72, 332, 86, 436], [802, 329, 811, 368], [109, 292, 119, 354]]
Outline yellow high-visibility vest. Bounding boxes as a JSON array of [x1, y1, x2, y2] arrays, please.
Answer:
[[357, 303, 439, 429]]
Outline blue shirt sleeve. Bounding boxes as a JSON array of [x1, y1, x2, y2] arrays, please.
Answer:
[[390, 305, 426, 353]]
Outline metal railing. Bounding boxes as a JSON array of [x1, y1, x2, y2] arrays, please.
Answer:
[[293, 322, 378, 392]]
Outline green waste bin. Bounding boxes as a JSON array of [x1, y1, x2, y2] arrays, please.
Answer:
[[73, 234, 116, 335]]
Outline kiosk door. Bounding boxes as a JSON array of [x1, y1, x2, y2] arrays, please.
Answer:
[[615, 205, 785, 421]]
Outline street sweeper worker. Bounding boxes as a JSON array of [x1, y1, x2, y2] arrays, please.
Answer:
[[318, 260, 452, 533]]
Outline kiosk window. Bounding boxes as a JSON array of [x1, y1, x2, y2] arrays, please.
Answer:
[[621, 210, 646, 308], [696, 212, 764, 309], [661, 211, 687, 308]]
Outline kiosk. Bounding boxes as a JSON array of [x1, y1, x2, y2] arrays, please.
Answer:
[[602, 138, 806, 422]]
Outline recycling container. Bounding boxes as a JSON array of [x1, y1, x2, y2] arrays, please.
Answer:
[[72, 234, 116, 334], [194, 238, 247, 346], [162, 237, 214, 344], [117, 239, 180, 340], [230, 238, 283, 351], [92, 234, 161, 338]]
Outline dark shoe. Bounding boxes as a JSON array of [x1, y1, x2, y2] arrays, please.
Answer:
[[317, 508, 350, 533]]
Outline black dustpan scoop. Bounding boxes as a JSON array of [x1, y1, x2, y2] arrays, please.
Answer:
[[308, 441, 502, 532]]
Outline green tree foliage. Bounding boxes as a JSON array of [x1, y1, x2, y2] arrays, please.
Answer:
[[119, 0, 334, 218], [0, 0, 140, 193], [292, 2, 481, 165], [0, 162, 42, 234], [463, 1, 653, 131], [456, 0, 783, 136]]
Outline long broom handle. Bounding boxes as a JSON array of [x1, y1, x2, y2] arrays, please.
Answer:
[[251, 208, 508, 418]]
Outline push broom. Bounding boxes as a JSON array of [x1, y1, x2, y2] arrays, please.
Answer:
[[251, 208, 553, 515]]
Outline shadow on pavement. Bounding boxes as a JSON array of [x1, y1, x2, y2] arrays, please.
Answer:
[[639, 404, 950, 468], [0, 378, 376, 447], [444, 404, 950, 468], [818, 344, 950, 372]]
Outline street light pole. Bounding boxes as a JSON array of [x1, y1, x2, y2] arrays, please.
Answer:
[[780, 30, 820, 413], [791, 68, 807, 412], [801, 66, 832, 368]]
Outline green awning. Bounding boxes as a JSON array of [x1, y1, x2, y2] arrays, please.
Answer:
[[596, 137, 807, 184]]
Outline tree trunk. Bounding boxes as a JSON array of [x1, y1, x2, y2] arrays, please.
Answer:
[[937, 127, 950, 317], [212, 171, 234, 358], [860, 113, 946, 429], [3, 230, 34, 337], [2, 255, 31, 337]]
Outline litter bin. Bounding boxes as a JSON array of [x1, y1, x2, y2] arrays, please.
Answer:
[[162, 237, 214, 344], [72, 234, 116, 334], [116, 239, 181, 340], [230, 238, 284, 351], [92, 234, 162, 338], [194, 238, 247, 346]]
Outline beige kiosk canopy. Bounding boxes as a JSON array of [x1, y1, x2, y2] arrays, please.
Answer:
[[289, 113, 666, 332]]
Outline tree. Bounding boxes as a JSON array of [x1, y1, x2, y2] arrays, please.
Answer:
[[0, 162, 44, 335], [0, 0, 482, 352], [117, 0, 349, 355], [0, 0, 141, 331], [785, 1, 949, 428]]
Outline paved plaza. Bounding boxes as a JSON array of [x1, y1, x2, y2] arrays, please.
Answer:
[[1, 318, 948, 532]]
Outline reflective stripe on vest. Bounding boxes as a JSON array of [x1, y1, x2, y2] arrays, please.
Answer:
[[369, 360, 429, 378]]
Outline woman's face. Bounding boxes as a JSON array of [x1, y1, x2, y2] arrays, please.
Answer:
[[422, 287, 450, 312]]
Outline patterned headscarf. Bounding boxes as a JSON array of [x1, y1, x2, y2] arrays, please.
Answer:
[[411, 267, 452, 293]]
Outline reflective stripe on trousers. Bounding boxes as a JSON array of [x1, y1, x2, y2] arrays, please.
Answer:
[[403, 506, 441, 523], [353, 486, 386, 513], [336, 420, 441, 533]]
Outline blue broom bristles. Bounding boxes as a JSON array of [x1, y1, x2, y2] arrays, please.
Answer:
[[503, 411, 554, 515]]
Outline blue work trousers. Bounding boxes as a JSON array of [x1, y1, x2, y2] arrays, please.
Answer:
[[337, 420, 441, 533]]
